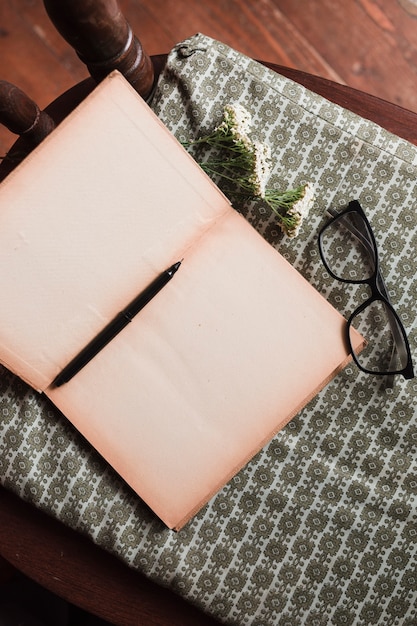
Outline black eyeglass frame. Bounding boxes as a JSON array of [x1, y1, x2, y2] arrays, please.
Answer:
[[318, 200, 414, 381]]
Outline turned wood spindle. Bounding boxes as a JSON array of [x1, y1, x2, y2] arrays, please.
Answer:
[[43, 0, 155, 98], [0, 80, 55, 146], [0, 80, 56, 178]]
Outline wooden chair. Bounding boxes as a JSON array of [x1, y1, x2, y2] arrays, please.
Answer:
[[1, 1, 417, 623], [1, 0, 417, 180]]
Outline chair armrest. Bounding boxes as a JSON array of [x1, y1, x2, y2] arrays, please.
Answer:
[[0, 486, 220, 626]]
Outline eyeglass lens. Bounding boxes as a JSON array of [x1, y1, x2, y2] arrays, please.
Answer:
[[320, 211, 376, 282], [321, 210, 411, 376], [349, 301, 410, 374]]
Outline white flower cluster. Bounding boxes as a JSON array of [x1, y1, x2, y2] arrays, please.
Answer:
[[286, 182, 316, 238], [184, 104, 315, 238], [220, 104, 252, 137], [217, 105, 272, 198], [249, 141, 271, 198]]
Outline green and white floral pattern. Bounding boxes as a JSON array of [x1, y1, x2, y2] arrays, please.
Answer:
[[1, 34, 416, 625]]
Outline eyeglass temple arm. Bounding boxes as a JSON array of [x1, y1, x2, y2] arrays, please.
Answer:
[[326, 207, 404, 383]]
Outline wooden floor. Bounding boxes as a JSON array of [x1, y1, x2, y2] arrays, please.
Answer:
[[1, 0, 417, 155]]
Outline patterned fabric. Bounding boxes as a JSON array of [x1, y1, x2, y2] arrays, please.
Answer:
[[1, 33, 416, 626]]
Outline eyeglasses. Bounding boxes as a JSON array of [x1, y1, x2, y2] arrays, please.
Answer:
[[318, 200, 414, 383]]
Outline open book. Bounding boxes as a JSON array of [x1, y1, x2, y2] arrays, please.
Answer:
[[0, 72, 363, 529]]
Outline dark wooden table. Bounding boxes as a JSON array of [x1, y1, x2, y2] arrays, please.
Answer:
[[1, 61, 417, 625]]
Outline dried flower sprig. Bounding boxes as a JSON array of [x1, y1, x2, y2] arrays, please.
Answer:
[[184, 105, 270, 197], [183, 104, 315, 238], [199, 140, 271, 198], [183, 104, 252, 149], [264, 183, 315, 238]]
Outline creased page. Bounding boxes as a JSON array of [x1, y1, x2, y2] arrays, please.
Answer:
[[0, 72, 231, 391], [47, 210, 362, 530]]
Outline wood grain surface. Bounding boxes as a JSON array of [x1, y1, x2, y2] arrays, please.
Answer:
[[1, 0, 417, 156]]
